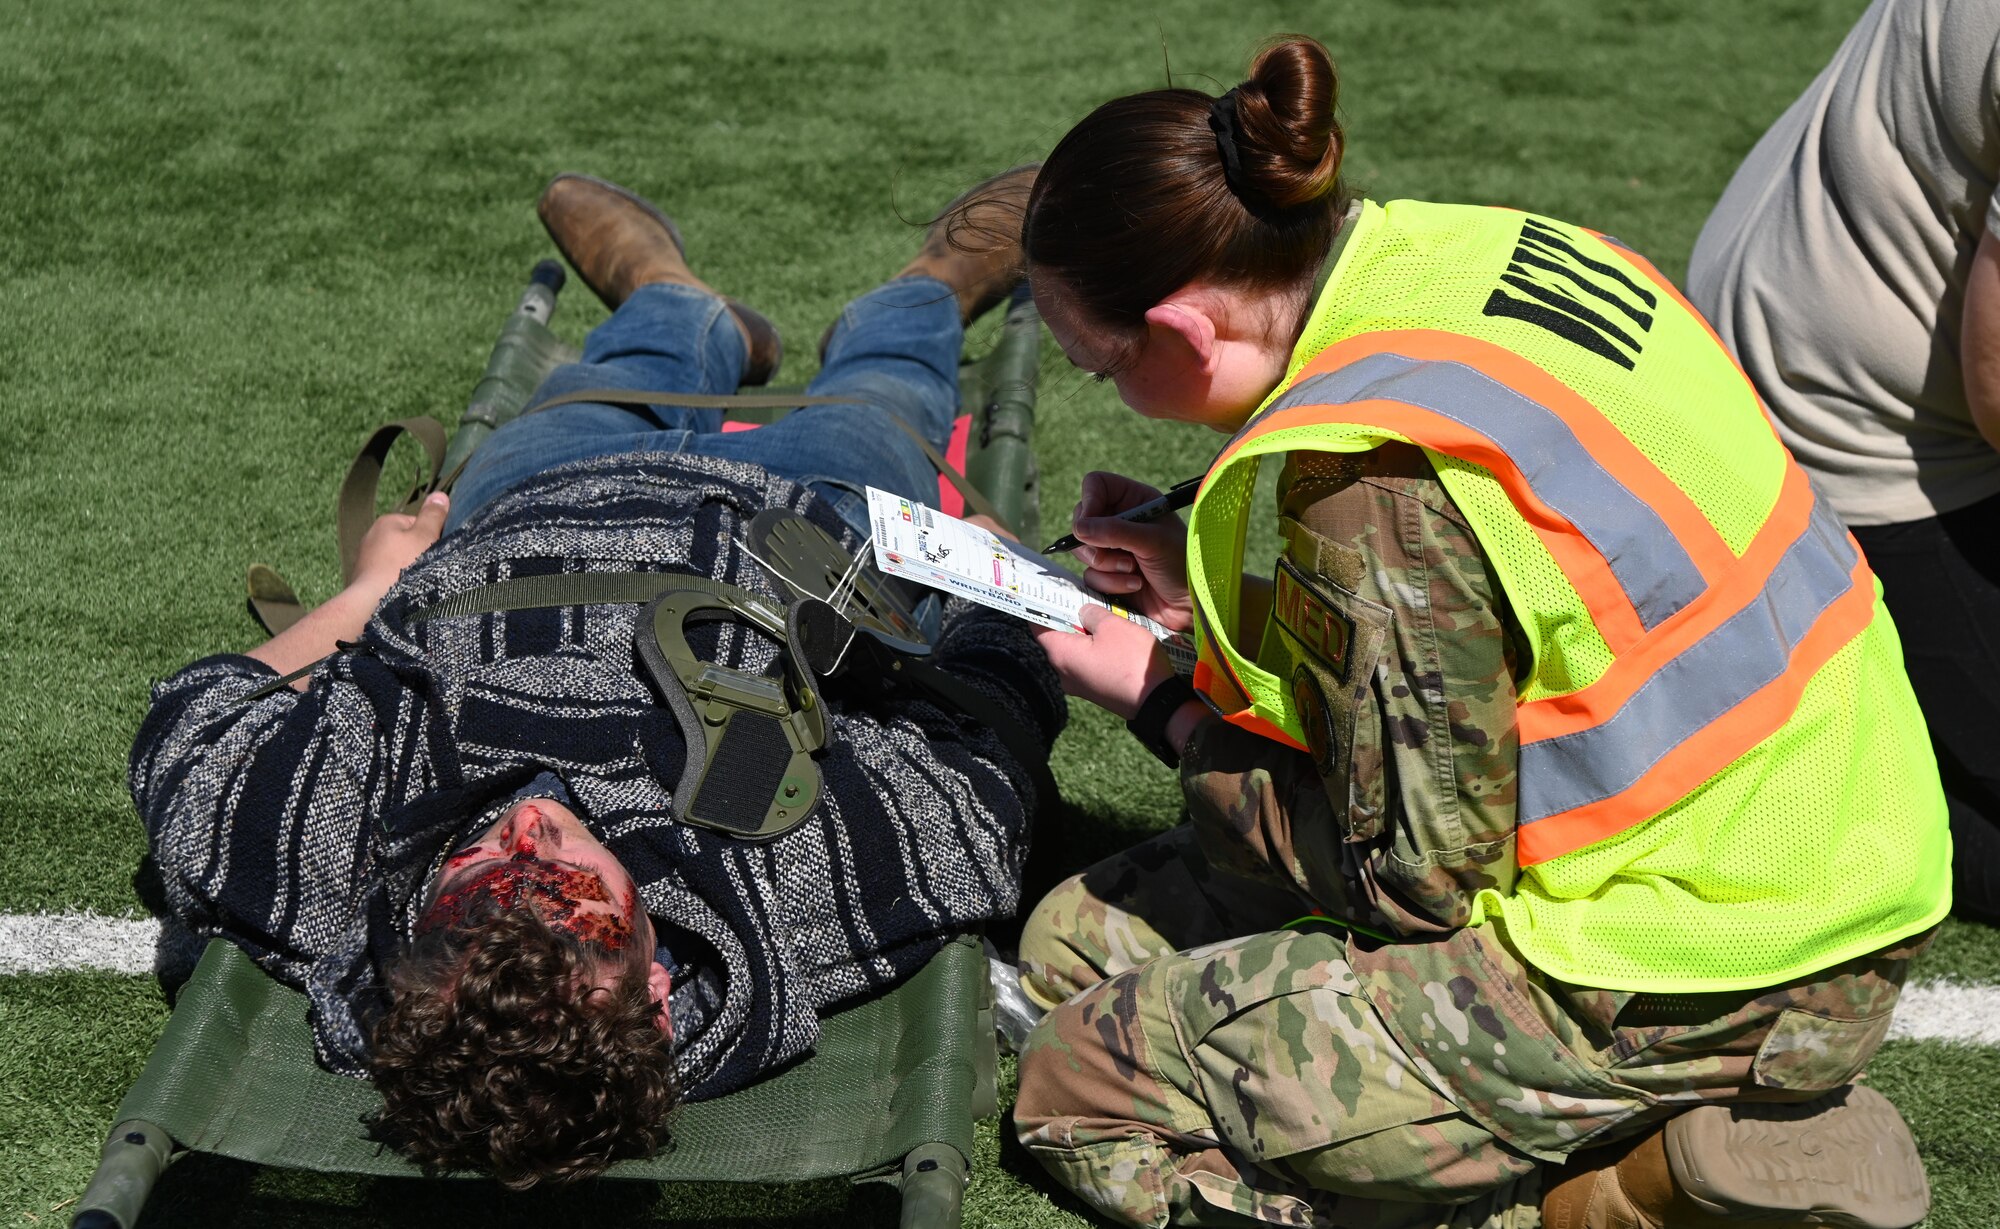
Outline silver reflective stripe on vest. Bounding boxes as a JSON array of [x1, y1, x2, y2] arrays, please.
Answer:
[[1265, 353, 1706, 630], [1518, 500, 1858, 825]]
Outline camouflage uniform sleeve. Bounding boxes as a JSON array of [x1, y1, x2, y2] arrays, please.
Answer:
[[1180, 444, 1521, 935]]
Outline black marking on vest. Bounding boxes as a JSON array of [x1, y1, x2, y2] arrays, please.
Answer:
[[1482, 217, 1656, 369]]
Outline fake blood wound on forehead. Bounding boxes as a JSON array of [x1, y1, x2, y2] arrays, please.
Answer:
[[419, 853, 634, 953]]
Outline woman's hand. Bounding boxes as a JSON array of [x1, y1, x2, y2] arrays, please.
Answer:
[[1069, 471, 1194, 631], [353, 491, 450, 597], [1034, 605, 1179, 721]]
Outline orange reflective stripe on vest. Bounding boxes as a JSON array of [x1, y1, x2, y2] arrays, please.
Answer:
[[1217, 331, 1739, 653], [1513, 480, 1874, 862], [1193, 628, 1310, 752], [1207, 329, 1875, 865]]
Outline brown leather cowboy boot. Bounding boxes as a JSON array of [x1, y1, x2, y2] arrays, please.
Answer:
[[898, 163, 1040, 324], [1542, 1086, 1930, 1229], [820, 164, 1040, 362], [536, 173, 783, 384]]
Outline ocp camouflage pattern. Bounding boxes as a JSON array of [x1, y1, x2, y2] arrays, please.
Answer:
[[1013, 450, 1920, 1226]]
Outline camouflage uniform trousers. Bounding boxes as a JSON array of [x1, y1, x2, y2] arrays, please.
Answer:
[[1013, 826, 1925, 1229]]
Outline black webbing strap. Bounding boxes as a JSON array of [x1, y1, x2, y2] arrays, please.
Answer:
[[238, 657, 327, 704], [519, 387, 1008, 527]]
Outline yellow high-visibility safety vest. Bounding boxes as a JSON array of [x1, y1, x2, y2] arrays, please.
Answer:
[[1188, 199, 1951, 991]]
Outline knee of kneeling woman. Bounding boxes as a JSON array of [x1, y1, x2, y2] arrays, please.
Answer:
[[1012, 978, 1135, 1135], [1013, 979, 1190, 1229], [1016, 873, 1108, 1010]]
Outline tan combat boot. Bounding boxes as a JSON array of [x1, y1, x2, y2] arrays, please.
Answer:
[[536, 173, 783, 384], [1542, 1085, 1930, 1229]]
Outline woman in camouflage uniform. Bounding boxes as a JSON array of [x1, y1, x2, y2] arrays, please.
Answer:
[[1012, 36, 1942, 1229]]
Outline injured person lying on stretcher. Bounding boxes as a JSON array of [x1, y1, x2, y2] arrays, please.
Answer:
[[128, 166, 1063, 1188]]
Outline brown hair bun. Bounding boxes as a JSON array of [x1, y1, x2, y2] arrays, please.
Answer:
[[1229, 37, 1344, 210], [1024, 33, 1350, 343]]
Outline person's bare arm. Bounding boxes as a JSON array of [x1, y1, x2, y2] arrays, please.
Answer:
[[1962, 227, 2000, 452], [247, 492, 449, 687], [133, 498, 450, 971]]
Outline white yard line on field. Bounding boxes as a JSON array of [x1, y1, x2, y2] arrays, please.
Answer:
[[3, 910, 1999, 1046], [0, 911, 160, 975], [1884, 979, 2000, 1046]]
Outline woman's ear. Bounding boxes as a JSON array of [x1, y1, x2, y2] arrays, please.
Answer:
[[1143, 299, 1220, 374]]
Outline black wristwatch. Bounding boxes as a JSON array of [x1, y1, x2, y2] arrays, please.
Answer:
[[1127, 674, 1199, 768]]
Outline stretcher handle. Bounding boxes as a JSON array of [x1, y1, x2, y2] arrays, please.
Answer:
[[897, 1142, 969, 1229], [70, 1119, 174, 1229]]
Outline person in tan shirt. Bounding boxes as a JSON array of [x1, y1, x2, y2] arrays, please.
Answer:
[[1689, 0, 2000, 925]]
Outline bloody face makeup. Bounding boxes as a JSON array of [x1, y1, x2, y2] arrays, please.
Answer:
[[418, 796, 644, 957], [419, 853, 635, 953]]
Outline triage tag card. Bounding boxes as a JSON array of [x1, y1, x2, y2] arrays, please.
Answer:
[[867, 486, 1197, 675]]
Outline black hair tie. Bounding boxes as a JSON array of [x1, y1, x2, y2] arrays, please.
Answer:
[[1208, 88, 1247, 194]]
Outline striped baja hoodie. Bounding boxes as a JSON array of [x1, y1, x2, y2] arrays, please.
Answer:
[[130, 451, 1065, 1098]]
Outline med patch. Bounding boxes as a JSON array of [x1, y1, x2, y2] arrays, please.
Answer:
[[1274, 557, 1357, 681]]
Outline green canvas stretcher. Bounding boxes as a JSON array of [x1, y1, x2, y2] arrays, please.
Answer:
[[78, 936, 996, 1229], [74, 265, 1045, 1229]]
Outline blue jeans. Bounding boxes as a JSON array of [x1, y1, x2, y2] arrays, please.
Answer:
[[446, 278, 964, 536]]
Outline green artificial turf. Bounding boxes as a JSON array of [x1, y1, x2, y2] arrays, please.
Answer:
[[5, 0, 1996, 1224]]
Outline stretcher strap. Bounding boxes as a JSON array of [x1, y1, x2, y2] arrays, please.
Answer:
[[245, 563, 306, 637], [239, 656, 329, 703], [335, 416, 448, 586], [524, 388, 861, 413], [522, 387, 1007, 527], [404, 571, 744, 623], [238, 575, 751, 703], [410, 570, 1057, 813], [264, 392, 1008, 700]]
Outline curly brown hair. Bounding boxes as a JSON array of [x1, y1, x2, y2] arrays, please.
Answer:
[[367, 903, 678, 1188]]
